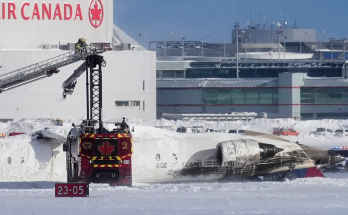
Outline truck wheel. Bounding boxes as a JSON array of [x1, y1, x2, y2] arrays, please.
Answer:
[[72, 163, 79, 182], [67, 163, 72, 182]]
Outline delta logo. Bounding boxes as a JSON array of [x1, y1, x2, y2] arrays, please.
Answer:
[[0, 0, 104, 28]]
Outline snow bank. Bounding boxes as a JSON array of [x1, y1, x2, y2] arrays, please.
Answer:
[[1, 118, 348, 182], [0, 135, 65, 182]]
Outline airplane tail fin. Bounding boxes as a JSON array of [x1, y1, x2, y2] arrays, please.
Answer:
[[292, 167, 325, 178]]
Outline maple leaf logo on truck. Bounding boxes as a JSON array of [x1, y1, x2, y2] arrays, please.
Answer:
[[98, 142, 115, 155], [89, 0, 104, 28]]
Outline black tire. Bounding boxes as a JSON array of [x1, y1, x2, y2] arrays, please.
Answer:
[[67, 162, 72, 182], [66, 161, 79, 182], [71, 162, 79, 182]]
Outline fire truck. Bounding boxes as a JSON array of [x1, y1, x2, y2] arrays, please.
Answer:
[[0, 43, 132, 186], [63, 118, 132, 186], [62, 54, 133, 186]]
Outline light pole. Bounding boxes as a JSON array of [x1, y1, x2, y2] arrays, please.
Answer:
[[276, 30, 283, 61], [246, 34, 249, 62], [134, 33, 144, 51], [164, 32, 174, 57], [319, 31, 325, 60], [241, 30, 245, 60], [283, 36, 287, 60], [178, 35, 186, 60], [234, 22, 240, 79], [163, 34, 166, 57], [201, 34, 211, 57], [329, 38, 335, 62], [222, 36, 226, 58], [343, 38, 348, 61]]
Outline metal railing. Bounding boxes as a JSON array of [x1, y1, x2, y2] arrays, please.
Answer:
[[0, 48, 105, 92]]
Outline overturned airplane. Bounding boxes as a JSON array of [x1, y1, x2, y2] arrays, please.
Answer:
[[132, 130, 344, 182], [29, 127, 344, 183]]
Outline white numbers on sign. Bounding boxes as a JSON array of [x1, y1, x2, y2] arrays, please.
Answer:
[[71, 186, 84, 195], [57, 185, 84, 195], [73, 186, 78, 194], [58, 186, 69, 195], [58, 186, 63, 195]]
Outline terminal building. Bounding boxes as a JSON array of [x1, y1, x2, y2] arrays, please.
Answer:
[[0, 0, 156, 121], [151, 25, 348, 120]]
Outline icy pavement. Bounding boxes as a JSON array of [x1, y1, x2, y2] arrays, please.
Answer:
[[1, 175, 348, 214]]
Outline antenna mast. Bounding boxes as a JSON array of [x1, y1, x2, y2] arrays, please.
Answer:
[[259, 0, 262, 26], [249, 0, 252, 24], [294, 18, 297, 29]]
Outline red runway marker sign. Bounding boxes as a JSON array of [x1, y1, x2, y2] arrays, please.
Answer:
[[55, 183, 89, 197]]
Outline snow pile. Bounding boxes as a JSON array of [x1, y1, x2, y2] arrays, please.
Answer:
[[1, 118, 348, 182], [3, 117, 348, 139], [0, 135, 65, 181], [129, 118, 348, 137], [0, 118, 74, 137]]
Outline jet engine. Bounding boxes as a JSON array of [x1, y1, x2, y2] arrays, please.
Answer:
[[216, 140, 283, 167]]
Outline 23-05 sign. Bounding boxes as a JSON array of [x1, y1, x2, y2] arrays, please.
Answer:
[[55, 183, 89, 197]]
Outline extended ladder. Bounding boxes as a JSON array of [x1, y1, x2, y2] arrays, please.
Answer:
[[0, 48, 105, 93]]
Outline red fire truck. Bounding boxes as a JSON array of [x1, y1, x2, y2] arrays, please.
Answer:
[[61, 54, 132, 187], [64, 119, 132, 186]]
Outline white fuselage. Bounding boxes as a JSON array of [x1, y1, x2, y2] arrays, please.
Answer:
[[131, 128, 312, 183]]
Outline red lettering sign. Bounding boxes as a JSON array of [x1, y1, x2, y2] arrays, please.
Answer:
[[42, 3, 51, 20], [21, 2, 30, 20], [74, 4, 83, 20], [2, 3, 5, 19], [64, 4, 72, 20], [32, 3, 40, 20], [1, 1, 92, 22], [8, 2, 16, 19], [53, 4, 62, 20]]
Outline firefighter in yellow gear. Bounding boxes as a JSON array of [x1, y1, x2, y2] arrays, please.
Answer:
[[75, 37, 87, 53]]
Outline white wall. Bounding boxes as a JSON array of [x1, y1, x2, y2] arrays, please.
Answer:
[[0, 50, 156, 121], [0, 0, 113, 49]]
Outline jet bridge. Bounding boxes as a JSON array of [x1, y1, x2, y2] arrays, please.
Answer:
[[0, 48, 105, 93]]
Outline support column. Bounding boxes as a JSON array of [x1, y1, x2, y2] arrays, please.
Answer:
[[278, 73, 307, 120]]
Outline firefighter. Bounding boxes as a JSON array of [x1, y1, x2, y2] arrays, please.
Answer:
[[75, 37, 87, 53], [120, 117, 129, 133]]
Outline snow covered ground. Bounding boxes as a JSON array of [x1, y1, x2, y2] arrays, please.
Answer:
[[1, 118, 348, 214], [1, 177, 348, 214]]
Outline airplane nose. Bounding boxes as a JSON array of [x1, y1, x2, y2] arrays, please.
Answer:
[[299, 144, 345, 165]]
